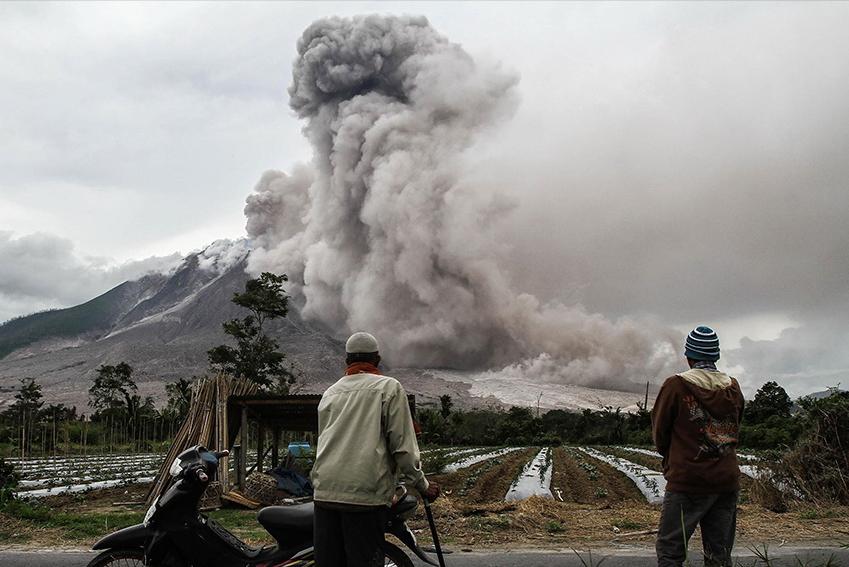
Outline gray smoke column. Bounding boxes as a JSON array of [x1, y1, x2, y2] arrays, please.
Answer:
[[246, 15, 680, 390]]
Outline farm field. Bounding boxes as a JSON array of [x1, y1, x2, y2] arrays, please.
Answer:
[[2, 446, 848, 550], [9, 452, 164, 498]]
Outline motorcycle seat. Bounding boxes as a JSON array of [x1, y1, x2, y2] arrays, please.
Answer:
[[257, 503, 314, 533]]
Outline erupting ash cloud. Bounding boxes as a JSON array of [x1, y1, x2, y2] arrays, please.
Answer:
[[246, 15, 680, 391]]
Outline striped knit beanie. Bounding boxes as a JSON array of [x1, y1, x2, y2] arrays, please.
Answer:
[[684, 326, 720, 361]]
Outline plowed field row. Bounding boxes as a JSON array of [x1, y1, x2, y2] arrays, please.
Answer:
[[550, 447, 644, 504], [432, 447, 537, 505]]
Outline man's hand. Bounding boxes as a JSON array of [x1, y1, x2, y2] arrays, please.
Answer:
[[423, 481, 441, 502]]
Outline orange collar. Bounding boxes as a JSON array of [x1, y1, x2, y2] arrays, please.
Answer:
[[345, 362, 381, 376]]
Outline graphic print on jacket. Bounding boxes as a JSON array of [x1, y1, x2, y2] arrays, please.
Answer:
[[682, 393, 739, 460]]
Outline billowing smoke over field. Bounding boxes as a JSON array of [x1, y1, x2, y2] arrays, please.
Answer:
[[246, 14, 680, 391]]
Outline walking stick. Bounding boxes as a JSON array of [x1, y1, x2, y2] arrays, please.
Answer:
[[423, 498, 447, 567]]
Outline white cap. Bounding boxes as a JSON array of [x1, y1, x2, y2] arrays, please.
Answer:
[[345, 332, 379, 354]]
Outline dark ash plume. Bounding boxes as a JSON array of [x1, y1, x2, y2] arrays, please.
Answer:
[[246, 14, 679, 391]]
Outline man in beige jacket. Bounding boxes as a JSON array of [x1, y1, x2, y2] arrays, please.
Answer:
[[311, 332, 440, 567]]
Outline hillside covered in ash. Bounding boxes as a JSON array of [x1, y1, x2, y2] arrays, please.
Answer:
[[0, 241, 507, 411], [0, 241, 348, 410], [0, 240, 647, 413]]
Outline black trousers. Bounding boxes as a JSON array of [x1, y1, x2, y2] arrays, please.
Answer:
[[313, 502, 387, 567], [656, 490, 739, 567]]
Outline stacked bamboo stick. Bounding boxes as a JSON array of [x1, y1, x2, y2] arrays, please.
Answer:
[[145, 373, 257, 505]]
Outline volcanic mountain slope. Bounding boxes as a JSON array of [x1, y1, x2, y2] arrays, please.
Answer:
[[0, 242, 347, 410], [0, 240, 649, 412]]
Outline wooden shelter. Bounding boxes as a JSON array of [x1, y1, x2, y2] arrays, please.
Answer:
[[144, 377, 418, 504], [228, 394, 321, 490], [228, 393, 417, 491]]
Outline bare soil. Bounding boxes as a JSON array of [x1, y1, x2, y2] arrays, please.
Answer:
[[33, 484, 151, 513]]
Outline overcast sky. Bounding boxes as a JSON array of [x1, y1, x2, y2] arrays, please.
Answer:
[[1, 2, 847, 396]]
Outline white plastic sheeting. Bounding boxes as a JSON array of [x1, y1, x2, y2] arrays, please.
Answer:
[[12, 454, 164, 479], [444, 447, 525, 473], [618, 446, 758, 479], [578, 447, 666, 505], [10, 452, 163, 494], [620, 446, 662, 458], [504, 448, 553, 501], [422, 447, 485, 460], [15, 476, 155, 499], [739, 464, 760, 478]]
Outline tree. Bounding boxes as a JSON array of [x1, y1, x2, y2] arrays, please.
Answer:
[[208, 272, 296, 390], [439, 394, 453, 418], [89, 363, 137, 414], [89, 363, 139, 448], [746, 381, 793, 424], [42, 403, 76, 454], [165, 377, 193, 421], [8, 378, 43, 458]]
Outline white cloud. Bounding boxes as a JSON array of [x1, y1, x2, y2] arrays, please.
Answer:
[[0, 232, 182, 323]]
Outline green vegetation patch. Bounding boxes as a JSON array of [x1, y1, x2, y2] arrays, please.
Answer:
[[1, 499, 143, 542]]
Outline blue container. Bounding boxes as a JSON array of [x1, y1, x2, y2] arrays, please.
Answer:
[[287, 441, 311, 457]]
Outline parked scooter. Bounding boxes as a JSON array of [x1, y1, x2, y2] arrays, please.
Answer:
[[87, 445, 439, 567]]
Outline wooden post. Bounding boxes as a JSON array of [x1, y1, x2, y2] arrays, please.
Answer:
[[257, 422, 265, 473], [239, 405, 248, 489], [272, 427, 280, 468], [233, 444, 243, 490]]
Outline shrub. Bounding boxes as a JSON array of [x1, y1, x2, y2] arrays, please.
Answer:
[[767, 392, 849, 505], [422, 451, 452, 475], [0, 457, 19, 508], [546, 520, 565, 534]]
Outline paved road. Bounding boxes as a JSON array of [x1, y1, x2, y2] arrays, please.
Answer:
[[1, 547, 848, 566]]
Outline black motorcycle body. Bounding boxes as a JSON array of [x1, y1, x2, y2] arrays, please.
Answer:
[[88, 445, 436, 567]]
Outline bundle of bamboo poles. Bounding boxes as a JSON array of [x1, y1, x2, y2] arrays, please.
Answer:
[[145, 373, 257, 505]]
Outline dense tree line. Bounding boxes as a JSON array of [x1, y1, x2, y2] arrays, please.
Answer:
[[419, 381, 840, 450], [0, 368, 193, 457], [3, 369, 837, 456], [418, 402, 653, 447]]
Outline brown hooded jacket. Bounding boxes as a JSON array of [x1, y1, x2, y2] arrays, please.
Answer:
[[651, 368, 745, 493]]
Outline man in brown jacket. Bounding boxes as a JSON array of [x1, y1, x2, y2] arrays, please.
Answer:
[[652, 326, 745, 567]]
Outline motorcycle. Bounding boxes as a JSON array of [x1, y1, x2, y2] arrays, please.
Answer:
[[88, 445, 439, 567]]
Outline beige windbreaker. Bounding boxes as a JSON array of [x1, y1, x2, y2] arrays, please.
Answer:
[[311, 371, 428, 506]]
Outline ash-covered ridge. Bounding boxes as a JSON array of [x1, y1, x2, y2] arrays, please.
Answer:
[[0, 239, 648, 412], [0, 240, 343, 410]]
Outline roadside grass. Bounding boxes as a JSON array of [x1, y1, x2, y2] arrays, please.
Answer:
[[797, 507, 841, 520], [0, 500, 274, 546], [0, 499, 142, 542], [746, 543, 841, 567], [612, 518, 644, 531]]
